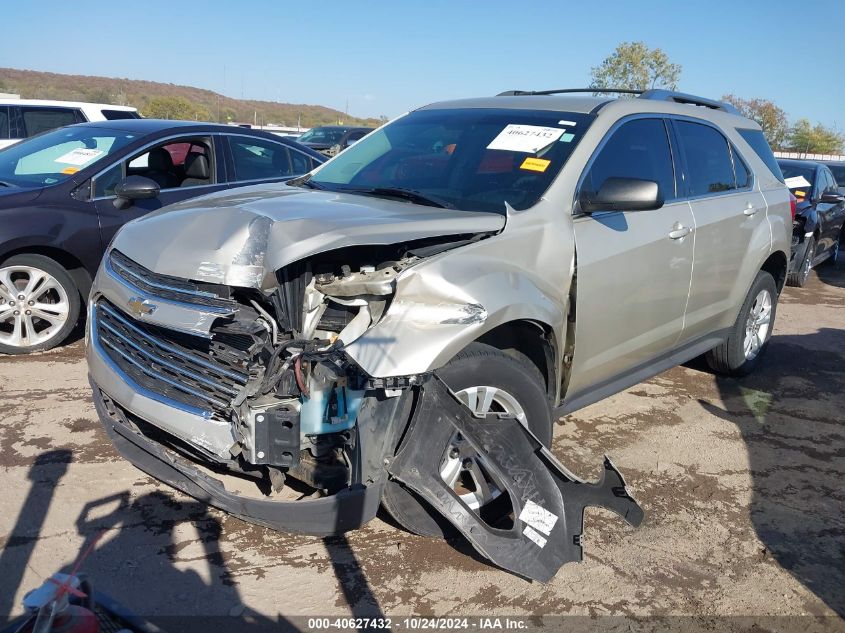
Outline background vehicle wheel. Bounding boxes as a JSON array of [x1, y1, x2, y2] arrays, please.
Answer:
[[706, 271, 777, 376], [823, 228, 842, 267], [786, 236, 815, 287], [0, 254, 81, 355], [381, 342, 553, 538]]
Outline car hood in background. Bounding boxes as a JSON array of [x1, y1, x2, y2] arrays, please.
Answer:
[[111, 183, 506, 289]]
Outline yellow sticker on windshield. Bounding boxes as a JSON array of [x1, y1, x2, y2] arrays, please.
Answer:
[[61, 167, 79, 175], [794, 190, 806, 198], [520, 157, 551, 172]]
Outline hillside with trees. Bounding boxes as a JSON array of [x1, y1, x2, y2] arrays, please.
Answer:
[[0, 67, 381, 128]]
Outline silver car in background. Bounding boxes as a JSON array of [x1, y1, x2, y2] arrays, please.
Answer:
[[85, 89, 791, 581]]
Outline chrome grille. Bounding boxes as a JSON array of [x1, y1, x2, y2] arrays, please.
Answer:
[[108, 250, 236, 310], [95, 298, 248, 416]]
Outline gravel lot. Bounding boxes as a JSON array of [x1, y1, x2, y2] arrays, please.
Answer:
[[0, 265, 843, 630]]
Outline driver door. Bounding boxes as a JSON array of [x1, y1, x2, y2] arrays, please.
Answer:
[[93, 136, 227, 248], [564, 117, 695, 404]]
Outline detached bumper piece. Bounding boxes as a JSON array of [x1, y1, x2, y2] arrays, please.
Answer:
[[91, 380, 382, 537], [387, 375, 645, 582]]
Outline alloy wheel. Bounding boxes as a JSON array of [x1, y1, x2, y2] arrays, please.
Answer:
[[742, 289, 772, 361], [439, 386, 527, 511], [0, 266, 70, 349]]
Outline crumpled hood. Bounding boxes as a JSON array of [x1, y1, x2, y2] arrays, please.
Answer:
[[111, 183, 506, 289]]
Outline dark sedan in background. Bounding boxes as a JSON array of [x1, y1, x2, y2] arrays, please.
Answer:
[[0, 119, 325, 354], [777, 158, 845, 287], [821, 160, 845, 196], [296, 125, 374, 156]]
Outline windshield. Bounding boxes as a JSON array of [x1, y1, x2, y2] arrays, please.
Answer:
[[779, 163, 816, 198], [0, 125, 138, 188], [297, 127, 349, 145], [308, 108, 593, 213]]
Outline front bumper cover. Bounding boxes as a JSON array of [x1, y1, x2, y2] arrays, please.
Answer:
[[91, 378, 382, 536]]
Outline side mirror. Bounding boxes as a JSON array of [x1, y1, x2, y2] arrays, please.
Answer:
[[580, 177, 664, 213], [113, 176, 160, 210], [819, 191, 844, 204]]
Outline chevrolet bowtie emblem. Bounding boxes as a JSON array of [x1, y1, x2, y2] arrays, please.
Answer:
[[127, 297, 157, 318]]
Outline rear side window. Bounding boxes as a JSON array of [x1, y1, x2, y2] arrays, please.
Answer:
[[102, 109, 141, 121], [230, 137, 296, 181], [583, 118, 676, 202], [731, 146, 751, 189], [737, 128, 784, 183], [827, 163, 845, 185], [21, 107, 80, 137], [675, 121, 735, 196], [290, 149, 315, 174]]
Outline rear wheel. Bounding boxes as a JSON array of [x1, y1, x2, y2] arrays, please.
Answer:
[[787, 236, 815, 287], [0, 255, 80, 355], [381, 343, 553, 538], [706, 271, 777, 376]]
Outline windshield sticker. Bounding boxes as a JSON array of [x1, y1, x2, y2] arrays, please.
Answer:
[[784, 175, 811, 189], [487, 124, 565, 153], [794, 190, 806, 198], [558, 120, 577, 126], [54, 148, 104, 166], [60, 167, 80, 175], [559, 133, 575, 143], [520, 157, 551, 172]]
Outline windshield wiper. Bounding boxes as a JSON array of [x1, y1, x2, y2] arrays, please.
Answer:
[[344, 187, 453, 209]]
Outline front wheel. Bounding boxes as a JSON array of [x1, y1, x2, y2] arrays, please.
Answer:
[[381, 343, 553, 538], [706, 271, 777, 376], [0, 254, 81, 355]]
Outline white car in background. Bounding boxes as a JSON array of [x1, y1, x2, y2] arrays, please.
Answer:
[[0, 99, 140, 149]]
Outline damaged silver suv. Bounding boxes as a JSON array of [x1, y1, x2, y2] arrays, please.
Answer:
[[86, 89, 791, 581]]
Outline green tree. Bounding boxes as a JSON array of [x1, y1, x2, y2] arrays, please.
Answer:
[[590, 41, 681, 92], [787, 118, 844, 155], [722, 94, 789, 149], [143, 96, 207, 120]]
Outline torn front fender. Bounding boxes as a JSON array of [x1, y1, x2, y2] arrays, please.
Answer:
[[386, 375, 644, 582]]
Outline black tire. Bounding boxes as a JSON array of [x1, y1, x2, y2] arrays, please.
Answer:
[[0, 254, 81, 355], [706, 271, 777, 376], [823, 227, 842, 267], [381, 342, 553, 538], [786, 236, 815, 287]]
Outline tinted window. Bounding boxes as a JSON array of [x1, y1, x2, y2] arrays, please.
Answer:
[[822, 168, 837, 194], [21, 107, 80, 137], [297, 127, 349, 145], [583, 118, 675, 202], [290, 149, 314, 174], [731, 146, 751, 189], [127, 138, 213, 189], [230, 137, 295, 181], [737, 128, 784, 182], [102, 110, 141, 121], [826, 163, 845, 185], [310, 108, 593, 213], [676, 121, 735, 196], [0, 107, 8, 139]]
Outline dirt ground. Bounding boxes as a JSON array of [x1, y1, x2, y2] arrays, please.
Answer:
[[0, 264, 842, 631]]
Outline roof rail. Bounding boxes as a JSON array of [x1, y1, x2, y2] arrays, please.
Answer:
[[638, 89, 740, 114], [496, 87, 740, 115], [497, 88, 642, 96]]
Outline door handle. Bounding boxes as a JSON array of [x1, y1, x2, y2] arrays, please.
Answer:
[[668, 225, 692, 240], [743, 203, 759, 216]]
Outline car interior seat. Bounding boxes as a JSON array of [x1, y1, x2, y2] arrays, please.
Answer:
[[181, 152, 211, 187], [145, 147, 179, 189]]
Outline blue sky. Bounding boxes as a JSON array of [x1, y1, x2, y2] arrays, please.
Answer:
[[2, 0, 842, 128]]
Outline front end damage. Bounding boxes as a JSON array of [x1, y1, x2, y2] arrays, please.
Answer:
[[87, 197, 643, 581]]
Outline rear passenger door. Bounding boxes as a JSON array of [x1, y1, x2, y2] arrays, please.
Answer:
[[566, 117, 695, 401], [672, 119, 768, 343]]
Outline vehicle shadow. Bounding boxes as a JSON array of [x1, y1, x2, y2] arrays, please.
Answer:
[[0, 446, 389, 631], [696, 329, 845, 616], [814, 261, 845, 289]]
